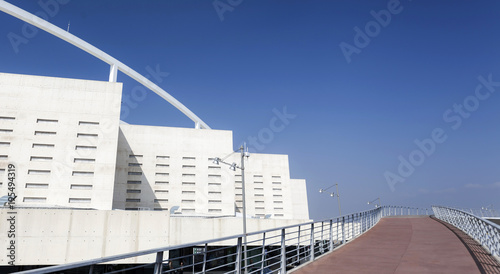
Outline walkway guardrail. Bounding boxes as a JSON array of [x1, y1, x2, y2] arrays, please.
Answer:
[[16, 206, 428, 274], [432, 206, 500, 262]]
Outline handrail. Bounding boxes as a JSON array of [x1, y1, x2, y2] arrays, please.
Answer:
[[15, 205, 429, 274], [432, 206, 500, 262]]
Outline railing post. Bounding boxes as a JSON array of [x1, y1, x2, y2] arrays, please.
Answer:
[[154, 251, 164, 274], [362, 213, 365, 232], [261, 232, 266, 272], [351, 214, 355, 238], [281, 228, 287, 274], [88, 265, 94, 274], [329, 220, 333, 251], [236, 237, 242, 274], [310, 223, 315, 261], [321, 221, 324, 253], [342, 217, 345, 244], [203, 243, 207, 274], [297, 226, 301, 265]]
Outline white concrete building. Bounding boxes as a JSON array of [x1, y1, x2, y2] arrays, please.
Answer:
[[0, 72, 309, 266]]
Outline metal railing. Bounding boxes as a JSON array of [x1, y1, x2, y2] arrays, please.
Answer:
[[432, 206, 500, 262], [16, 205, 428, 274]]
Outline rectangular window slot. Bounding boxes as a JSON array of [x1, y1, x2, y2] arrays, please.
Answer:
[[182, 157, 196, 160], [182, 199, 195, 203], [255, 194, 264, 197], [182, 165, 195, 169], [28, 170, 50, 175], [33, 143, 54, 148], [79, 121, 99, 126], [255, 207, 265, 210], [0, 129, 13, 133], [208, 200, 221, 203], [74, 158, 95, 163], [30, 156, 53, 162], [37, 119, 58, 124], [273, 195, 283, 198], [208, 182, 221, 186], [182, 208, 195, 213], [154, 190, 169, 193], [0, 116, 15, 120], [273, 188, 282, 191], [209, 191, 222, 195], [274, 207, 284, 210], [182, 174, 195, 177], [254, 181, 264, 184], [127, 181, 142, 184], [73, 171, 94, 177], [255, 200, 264, 204], [156, 155, 170, 159], [254, 188, 264, 191], [129, 154, 143, 158], [272, 176, 281, 179], [35, 131, 56, 136], [70, 184, 93, 190], [208, 166, 221, 170], [75, 145, 97, 150], [69, 198, 91, 203], [77, 133, 98, 138], [26, 183, 49, 189], [0, 142, 11, 147], [126, 198, 140, 203], [272, 182, 282, 185], [127, 189, 141, 193], [208, 174, 221, 178], [128, 163, 142, 167], [156, 164, 169, 167], [274, 200, 283, 204], [182, 191, 195, 194], [154, 199, 168, 202], [24, 197, 47, 203], [254, 175, 263, 178], [182, 182, 196, 186], [0, 155, 7, 160], [275, 214, 284, 217], [155, 181, 168, 185], [156, 172, 169, 176], [209, 209, 222, 212], [128, 172, 142, 176]]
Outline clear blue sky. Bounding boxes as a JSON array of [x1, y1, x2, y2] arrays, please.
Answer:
[[1, 0, 499, 220]]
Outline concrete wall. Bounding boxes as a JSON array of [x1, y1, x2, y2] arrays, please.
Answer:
[[113, 124, 236, 216], [0, 73, 122, 210], [0, 208, 309, 265], [290, 179, 309, 220]]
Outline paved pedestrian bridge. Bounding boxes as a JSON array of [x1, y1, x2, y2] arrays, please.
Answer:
[[16, 206, 500, 274], [294, 216, 500, 273]]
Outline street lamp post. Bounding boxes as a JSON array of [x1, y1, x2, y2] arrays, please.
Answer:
[[319, 183, 341, 216], [367, 198, 381, 208], [213, 144, 249, 273]]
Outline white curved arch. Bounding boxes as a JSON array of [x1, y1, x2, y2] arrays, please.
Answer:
[[0, 1, 211, 129]]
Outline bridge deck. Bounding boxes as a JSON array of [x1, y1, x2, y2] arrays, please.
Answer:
[[293, 216, 498, 274]]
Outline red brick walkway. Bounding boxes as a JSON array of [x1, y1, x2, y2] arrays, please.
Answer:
[[292, 216, 488, 274]]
